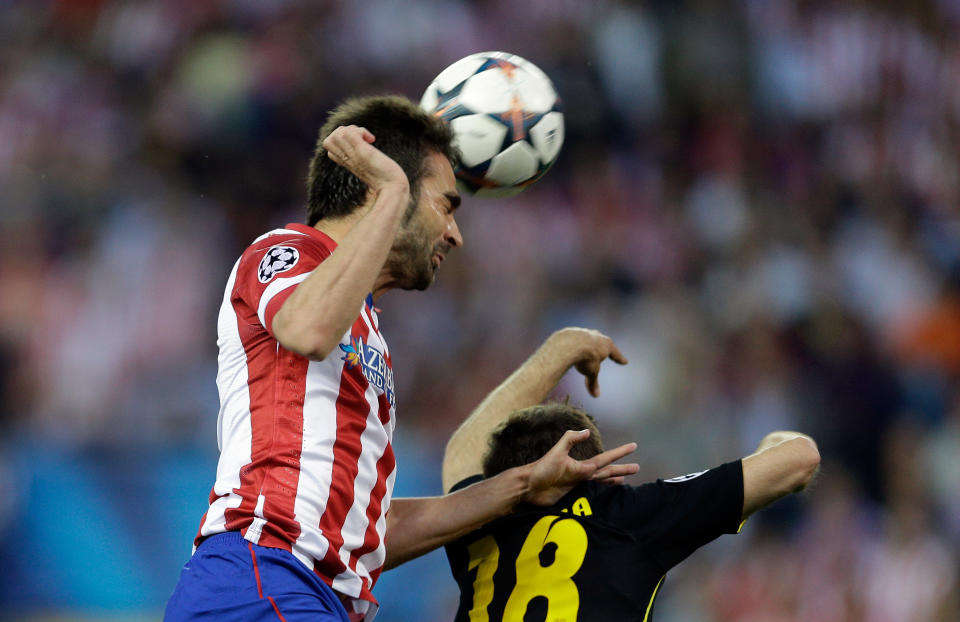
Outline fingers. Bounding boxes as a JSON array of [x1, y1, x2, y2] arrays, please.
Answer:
[[526, 434, 638, 504], [586, 339, 626, 397], [586, 442, 639, 484], [324, 126, 358, 159], [585, 372, 599, 398], [321, 125, 408, 191], [588, 442, 638, 469], [608, 342, 628, 365], [590, 462, 640, 481], [575, 356, 602, 397], [556, 428, 591, 452], [570, 332, 627, 398], [545, 428, 592, 462], [323, 125, 373, 162], [597, 336, 627, 367]]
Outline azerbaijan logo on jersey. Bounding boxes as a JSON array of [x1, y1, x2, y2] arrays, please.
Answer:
[[340, 334, 395, 406]]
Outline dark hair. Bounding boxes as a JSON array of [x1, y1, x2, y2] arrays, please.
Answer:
[[305, 95, 459, 226], [482, 403, 604, 478]]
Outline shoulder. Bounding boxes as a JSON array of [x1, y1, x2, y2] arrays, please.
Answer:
[[238, 225, 335, 282], [244, 225, 334, 259], [588, 461, 743, 523], [648, 460, 743, 504]]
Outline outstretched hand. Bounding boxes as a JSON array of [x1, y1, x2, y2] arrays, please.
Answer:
[[524, 429, 638, 507], [323, 125, 409, 193], [549, 328, 628, 397]]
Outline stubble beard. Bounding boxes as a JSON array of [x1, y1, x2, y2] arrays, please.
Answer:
[[388, 221, 439, 291]]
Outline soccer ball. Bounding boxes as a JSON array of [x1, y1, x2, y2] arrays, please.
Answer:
[[421, 51, 564, 198]]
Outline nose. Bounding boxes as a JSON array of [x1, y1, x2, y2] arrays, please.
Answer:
[[446, 217, 463, 248]]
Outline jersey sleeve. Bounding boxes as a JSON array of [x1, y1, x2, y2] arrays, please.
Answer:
[[611, 460, 744, 570], [232, 235, 332, 337]]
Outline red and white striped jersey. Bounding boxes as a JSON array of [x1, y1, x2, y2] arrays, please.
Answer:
[[195, 223, 397, 621]]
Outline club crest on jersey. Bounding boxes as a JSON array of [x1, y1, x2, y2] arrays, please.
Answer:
[[258, 246, 300, 283], [340, 335, 395, 406]]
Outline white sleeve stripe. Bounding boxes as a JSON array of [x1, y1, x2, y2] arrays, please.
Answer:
[[258, 271, 312, 328]]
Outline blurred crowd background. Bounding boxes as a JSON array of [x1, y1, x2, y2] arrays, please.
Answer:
[[1, 0, 959, 620]]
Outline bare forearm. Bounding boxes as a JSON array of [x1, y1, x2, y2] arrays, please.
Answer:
[[457, 337, 571, 430], [272, 185, 408, 359], [384, 466, 532, 570], [442, 333, 579, 490]]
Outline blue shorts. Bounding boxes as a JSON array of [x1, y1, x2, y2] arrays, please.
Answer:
[[164, 532, 352, 622]]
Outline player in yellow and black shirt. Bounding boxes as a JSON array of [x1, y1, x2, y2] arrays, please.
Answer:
[[441, 328, 820, 622]]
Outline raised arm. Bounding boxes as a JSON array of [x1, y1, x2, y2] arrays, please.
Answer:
[[385, 430, 638, 570], [741, 431, 821, 519], [271, 125, 410, 360], [442, 328, 627, 492]]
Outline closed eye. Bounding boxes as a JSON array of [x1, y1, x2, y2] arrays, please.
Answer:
[[445, 191, 461, 213]]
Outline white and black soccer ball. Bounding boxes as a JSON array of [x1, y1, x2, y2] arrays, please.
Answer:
[[421, 51, 564, 198]]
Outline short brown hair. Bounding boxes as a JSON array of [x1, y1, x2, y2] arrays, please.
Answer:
[[305, 95, 459, 226], [482, 403, 604, 478]]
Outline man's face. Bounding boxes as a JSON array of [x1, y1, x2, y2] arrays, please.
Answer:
[[389, 151, 463, 290]]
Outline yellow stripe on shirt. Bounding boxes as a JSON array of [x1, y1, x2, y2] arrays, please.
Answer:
[[642, 575, 665, 622]]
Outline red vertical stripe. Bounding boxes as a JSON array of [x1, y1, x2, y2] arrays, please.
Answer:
[[314, 317, 373, 580], [257, 346, 308, 549], [224, 278, 308, 548], [346, 452, 394, 580], [223, 282, 276, 537], [347, 392, 395, 578]]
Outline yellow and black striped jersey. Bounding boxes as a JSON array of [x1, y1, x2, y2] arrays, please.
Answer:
[[445, 460, 744, 622]]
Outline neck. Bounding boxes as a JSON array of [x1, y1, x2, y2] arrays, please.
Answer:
[[313, 207, 397, 302], [372, 272, 401, 301], [312, 210, 363, 245]]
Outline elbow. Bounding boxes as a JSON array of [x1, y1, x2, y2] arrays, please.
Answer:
[[298, 343, 336, 361], [381, 551, 400, 572], [300, 333, 339, 361], [286, 335, 338, 361], [272, 314, 339, 361]]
